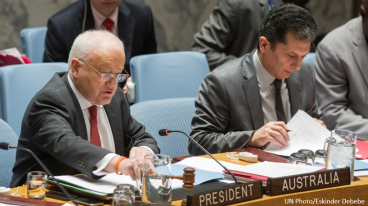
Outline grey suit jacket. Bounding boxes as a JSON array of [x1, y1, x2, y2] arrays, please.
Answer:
[[189, 52, 322, 155], [315, 17, 368, 140], [191, 0, 269, 70], [10, 72, 159, 187]]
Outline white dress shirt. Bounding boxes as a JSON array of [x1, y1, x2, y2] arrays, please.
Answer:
[[91, 1, 119, 36], [67, 75, 153, 175], [253, 51, 291, 124]]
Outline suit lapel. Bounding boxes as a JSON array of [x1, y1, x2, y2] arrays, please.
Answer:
[[61, 73, 89, 140], [80, 0, 95, 32], [242, 54, 264, 130], [286, 72, 301, 117], [352, 18, 368, 88], [118, 2, 134, 62], [104, 104, 124, 155], [259, 0, 269, 15]]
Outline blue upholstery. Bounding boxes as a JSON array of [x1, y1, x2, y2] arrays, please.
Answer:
[[20, 27, 47, 63], [304, 52, 316, 67], [130, 51, 210, 103], [0, 63, 68, 136], [0, 119, 18, 187], [130, 98, 195, 158]]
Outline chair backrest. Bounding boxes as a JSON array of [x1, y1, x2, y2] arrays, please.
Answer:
[[0, 63, 68, 136], [130, 51, 210, 103], [130, 98, 195, 158], [0, 119, 18, 187], [20, 27, 47, 63], [304, 52, 316, 67]]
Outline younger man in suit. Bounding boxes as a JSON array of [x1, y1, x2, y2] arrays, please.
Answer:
[[10, 30, 159, 187], [189, 4, 324, 155]]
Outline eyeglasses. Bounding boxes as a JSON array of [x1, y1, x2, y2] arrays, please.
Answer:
[[77, 59, 129, 82]]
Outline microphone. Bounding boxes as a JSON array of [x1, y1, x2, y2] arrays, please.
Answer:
[[158, 129, 238, 185], [0, 142, 78, 206]]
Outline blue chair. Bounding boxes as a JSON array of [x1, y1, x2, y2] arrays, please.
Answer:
[[304, 52, 316, 67], [130, 98, 195, 158], [0, 119, 18, 187], [130, 51, 210, 103], [20, 27, 47, 63], [0, 63, 68, 136]]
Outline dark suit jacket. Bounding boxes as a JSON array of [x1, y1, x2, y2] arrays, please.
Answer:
[[189, 52, 322, 155], [43, 0, 157, 74], [10, 72, 159, 187], [191, 0, 269, 70]]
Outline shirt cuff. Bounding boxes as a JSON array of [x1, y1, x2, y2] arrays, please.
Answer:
[[93, 153, 119, 176], [141, 146, 155, 155]]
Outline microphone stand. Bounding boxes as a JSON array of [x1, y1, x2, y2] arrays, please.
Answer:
[[160, 130, 238, 185], [1, 144, 78, 206]]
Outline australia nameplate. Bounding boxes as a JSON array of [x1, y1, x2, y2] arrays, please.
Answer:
[[186, 180, 263, 206], [266, 167, 350, 196]]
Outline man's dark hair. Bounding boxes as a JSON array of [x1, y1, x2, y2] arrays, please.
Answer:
[[257, 4, 317, 50]]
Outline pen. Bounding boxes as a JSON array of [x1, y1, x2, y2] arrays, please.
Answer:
[[286, 130, 292, 132]]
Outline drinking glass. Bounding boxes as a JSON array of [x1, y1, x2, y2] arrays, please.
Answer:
[[289, 153, 307, 165], [325, 129, 357, 182], [27, 171, 47, 200], [314, 149, 326, 166], [298, 149, 315, 166], [136, 154, 171, 206], [112, 184, 135, 206]]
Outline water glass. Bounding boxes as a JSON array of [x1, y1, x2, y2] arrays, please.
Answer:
[[298, 149, 315, 166], [112, 184, 135, 206], [27, 171, 47, 200], [325, 129, 357, 182], [314, 149, 326, 166], [289, 153, 307, 165], [136, 154, 171, 206]]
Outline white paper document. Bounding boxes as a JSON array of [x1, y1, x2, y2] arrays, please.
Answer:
[[264, 110, 330, 156], [230, 161, 323, 178]]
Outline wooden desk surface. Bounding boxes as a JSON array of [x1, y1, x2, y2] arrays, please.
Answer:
[[5, 153, 368, 206]]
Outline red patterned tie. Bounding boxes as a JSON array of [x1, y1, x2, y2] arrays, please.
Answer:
[[89, 105, 101, 147], [103, 18, 114, 32]]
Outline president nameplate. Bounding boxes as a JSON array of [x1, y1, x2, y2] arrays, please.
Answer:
[[266, 167, 350, 196], [186, 180, 263, 206]]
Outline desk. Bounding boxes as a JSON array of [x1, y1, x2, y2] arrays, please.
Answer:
[[4, 153, 368, 206]]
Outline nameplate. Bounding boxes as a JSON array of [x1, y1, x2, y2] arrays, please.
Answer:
[[265, 167, 350, 196], [186, 181, 263, 206]]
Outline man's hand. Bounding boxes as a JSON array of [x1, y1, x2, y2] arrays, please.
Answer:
[[122, 76, 132, 95], [248, 121, 290, 148], [314, 118, 326, 128], [129, 147, 152, 158]]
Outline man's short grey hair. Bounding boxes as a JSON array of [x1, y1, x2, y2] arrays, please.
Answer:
[[67, 30, 125, 67]]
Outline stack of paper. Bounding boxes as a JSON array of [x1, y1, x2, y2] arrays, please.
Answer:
[[265, 110, 330, 156]]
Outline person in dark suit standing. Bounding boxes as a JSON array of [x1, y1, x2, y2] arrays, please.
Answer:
[[189, 4, 324, 155], [191, 0, 310, 71], [10, 30, 159, 187], [43, 0, 157, 92]]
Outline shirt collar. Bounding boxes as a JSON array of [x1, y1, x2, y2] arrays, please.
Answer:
[[90, 1, 119, 29], [253, 50, 276, 88], [67, 73, 102, 110]]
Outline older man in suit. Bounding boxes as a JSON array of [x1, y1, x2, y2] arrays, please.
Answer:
[[314, 1, 368, 140], [189, 4, 323, 155], [10, 30, 159, 187]]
